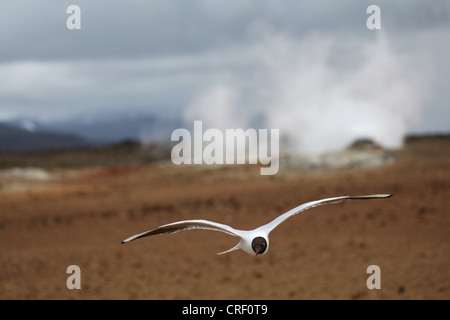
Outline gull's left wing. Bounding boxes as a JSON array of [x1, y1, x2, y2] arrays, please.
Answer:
[[258, 194, 392, 234]]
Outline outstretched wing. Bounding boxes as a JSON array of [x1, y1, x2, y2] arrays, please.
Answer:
[[121, 219, 241, 243], [259, 194, 392, 234]]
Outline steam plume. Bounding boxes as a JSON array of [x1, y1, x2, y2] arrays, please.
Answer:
[[184, 31, 430, 155]]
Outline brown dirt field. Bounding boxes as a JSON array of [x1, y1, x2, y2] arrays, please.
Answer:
[[0, 138, 449, 300]]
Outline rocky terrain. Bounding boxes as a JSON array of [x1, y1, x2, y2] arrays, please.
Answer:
[[0, 135, 449, 299]]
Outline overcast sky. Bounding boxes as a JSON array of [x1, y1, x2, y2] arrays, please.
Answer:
[[0, 1, 449, 153]]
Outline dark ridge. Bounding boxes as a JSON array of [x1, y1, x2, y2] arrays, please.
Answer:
[[0, 123, 90, 152], [404, 132, 450, 143]]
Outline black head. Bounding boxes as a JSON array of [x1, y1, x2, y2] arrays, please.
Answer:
[[251, 237, 267, 255]]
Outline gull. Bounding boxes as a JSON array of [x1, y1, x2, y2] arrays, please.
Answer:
[[121, 194, 392, 256]]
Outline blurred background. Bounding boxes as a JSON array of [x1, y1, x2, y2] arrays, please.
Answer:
[[0, 1, 449, 300], [0, 0, 448, 156]]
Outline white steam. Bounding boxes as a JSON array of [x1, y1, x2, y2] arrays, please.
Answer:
[[184, 31, 430, 155]]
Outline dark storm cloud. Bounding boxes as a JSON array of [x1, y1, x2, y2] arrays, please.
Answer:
[[0, 0, 448, 144], [2, 0, 447, 62]]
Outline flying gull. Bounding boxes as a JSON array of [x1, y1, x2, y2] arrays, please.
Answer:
[[121, 194, 392, 256]]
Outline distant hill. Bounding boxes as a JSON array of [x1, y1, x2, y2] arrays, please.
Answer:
[[40, 114, 183, 145], [4, 113, 183, 146], [0, 112, 183, 152], [0, 123, 90, 152]]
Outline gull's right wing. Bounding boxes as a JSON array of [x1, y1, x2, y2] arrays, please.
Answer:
[[121, 219, 242, 244]]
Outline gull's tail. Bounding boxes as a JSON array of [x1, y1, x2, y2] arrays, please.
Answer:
[[217, 243, 240, 255]]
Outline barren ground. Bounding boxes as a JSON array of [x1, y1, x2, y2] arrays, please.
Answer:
[[0, 137, 449, 300]]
